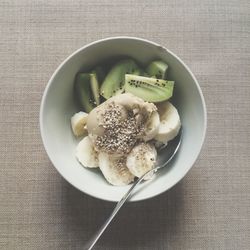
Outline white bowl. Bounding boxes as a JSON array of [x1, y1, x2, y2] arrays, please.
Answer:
[[40, 37, 207, 202]]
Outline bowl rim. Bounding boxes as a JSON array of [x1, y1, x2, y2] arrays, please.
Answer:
[[40, 36, 207, 202]]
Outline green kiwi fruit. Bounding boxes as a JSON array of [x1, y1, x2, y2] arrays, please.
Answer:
[[89, 73, 100, 106], [92, 65, 106, 84], [75, 73, 95, 112], [146, 60, 168, 79], [124, 74, 174, 102], [100, 59, 139, 99]]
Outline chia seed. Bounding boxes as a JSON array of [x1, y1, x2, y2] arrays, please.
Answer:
[[95, 102, 145, 155]]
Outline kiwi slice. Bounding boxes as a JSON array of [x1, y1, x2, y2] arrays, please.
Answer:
[[92, 65, 106, 84], [89, 73, 100, 106], [124, 74, 174, 103], [75, 73, 95, 113], [100, 59, 139, 99], [146, 60, 168, 79]]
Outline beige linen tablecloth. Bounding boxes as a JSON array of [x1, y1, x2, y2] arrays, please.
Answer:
[[0, 1, 249, 249]]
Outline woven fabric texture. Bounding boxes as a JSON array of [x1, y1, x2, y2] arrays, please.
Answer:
[[0, 0, 249, 249]]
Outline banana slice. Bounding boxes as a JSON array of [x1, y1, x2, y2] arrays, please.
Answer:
[[154, 101, 181, 143], [126, 143, 157, 180], [142, 111, 160, 141], [98, 152, 135, 186], [76, 136, 99, 168], [71, 111, 88, 137]]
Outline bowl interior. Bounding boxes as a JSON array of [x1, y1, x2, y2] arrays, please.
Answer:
[[40, 37, 206, 202]]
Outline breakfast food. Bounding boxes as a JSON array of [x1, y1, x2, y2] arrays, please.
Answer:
[[71, 58, 181, 186]]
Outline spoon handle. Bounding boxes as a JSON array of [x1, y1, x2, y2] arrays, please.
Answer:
[[83, 168, 157, 250], [84, 130, 182, 250]]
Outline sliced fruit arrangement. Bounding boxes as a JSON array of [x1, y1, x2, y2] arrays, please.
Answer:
[[74, 58, 173, 112], [71, 57, 181, 186]]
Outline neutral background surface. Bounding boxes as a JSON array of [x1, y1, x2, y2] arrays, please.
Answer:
[[0, 0, 249, 249]]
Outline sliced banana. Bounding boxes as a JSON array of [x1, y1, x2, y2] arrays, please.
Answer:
[[154, 101, 181, 143], [98, 152, 135, 186], [71, 111, 88, 137], [141, 111, 160, 141], [76, 136, 99, 168], [126, 143, 157, 180]]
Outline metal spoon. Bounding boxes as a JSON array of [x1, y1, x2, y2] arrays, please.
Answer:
[[84, 129, 182, 250]]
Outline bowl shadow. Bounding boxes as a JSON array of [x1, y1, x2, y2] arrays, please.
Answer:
[[63, 179, 185, 249]]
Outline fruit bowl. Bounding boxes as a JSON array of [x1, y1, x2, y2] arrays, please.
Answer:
[[40, 37, 207, 202]]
